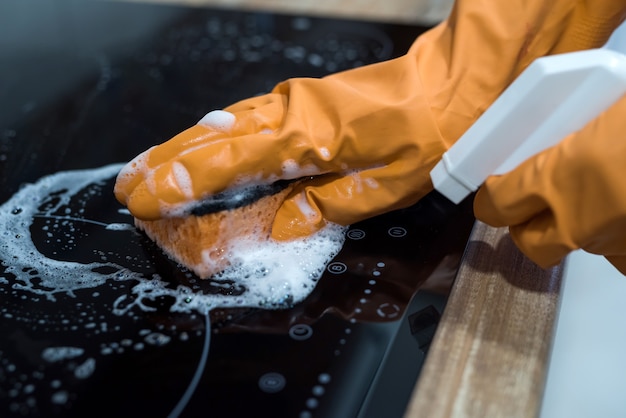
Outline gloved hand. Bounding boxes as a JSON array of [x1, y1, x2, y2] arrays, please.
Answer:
[[474, 96, 626, 275], [115, 0, 626, 240]]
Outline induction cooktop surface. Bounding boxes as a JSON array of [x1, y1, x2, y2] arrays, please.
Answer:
[[0, 2, 474, 417]]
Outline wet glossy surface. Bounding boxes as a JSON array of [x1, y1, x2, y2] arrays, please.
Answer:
[[0, 1, 474, 417]]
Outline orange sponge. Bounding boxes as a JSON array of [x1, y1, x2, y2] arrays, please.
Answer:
[[135, 185, 294, 278]]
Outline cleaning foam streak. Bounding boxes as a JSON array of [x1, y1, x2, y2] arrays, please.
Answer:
[[0, 164, 347, 314]]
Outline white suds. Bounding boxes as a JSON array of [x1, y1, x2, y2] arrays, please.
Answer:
[[281, 159, 320, 179], [293, 190, 319, 221], [318, 147, 331, 160], [0, 164, 138, 300], [364, 177, 379, 189], [171, 161, 194, 199], [197, 110, 236, 132], [0, 164, 347, 314], [183, 224, 346, 310]]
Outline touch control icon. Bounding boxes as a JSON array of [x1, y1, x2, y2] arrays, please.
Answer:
[[327, 262, 347, 274], [346, 229, 366, 240], [376, 302, 401, 319], [387, 227, 407, 238], [258, 372, 286, 393], [289, 324, 313, 341]]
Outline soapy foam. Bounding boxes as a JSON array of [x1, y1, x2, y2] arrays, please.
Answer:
[[171, 161, 194, 199], [1, 164, 139, 301], [281, 159, 321, 178], [364, 177, 379, 189], [0, 165, 346, 414], [293, 190, 320, 222], [318, 147, 331, 160], [197, 110, 236, 131], [0, 164, 346, 314], [342, 168, 383, 196], [116, 223, 346, 314], [348, 171, 364, 194]]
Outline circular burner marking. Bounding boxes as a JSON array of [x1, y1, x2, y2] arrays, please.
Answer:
[[289, 324, 313, 341], [346, 229, 366, 240], [258, 372, 286, 393], [326, 262, 347, 274], [376, 302, 401, 319], [388, 226, 407, 238]]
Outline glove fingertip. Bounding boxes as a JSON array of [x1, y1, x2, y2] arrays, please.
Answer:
[[473, 182, 513, 227], [124, 183, 163, 221], [271, 192, 326, 241], [508, 222, 569, 270]]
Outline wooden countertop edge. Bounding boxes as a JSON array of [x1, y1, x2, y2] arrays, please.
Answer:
[[120, 0, 452, 25], [405, 221, 563, 418]]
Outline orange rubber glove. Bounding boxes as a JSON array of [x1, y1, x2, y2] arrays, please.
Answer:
[[474, 95, 626, 275], [115, 0, 625, 240]]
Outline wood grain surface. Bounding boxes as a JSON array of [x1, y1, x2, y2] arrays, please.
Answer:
[[405, 222, 563, 418], [123, 0, 454, 24]]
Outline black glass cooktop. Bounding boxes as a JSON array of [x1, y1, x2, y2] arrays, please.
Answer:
[[0, 1, 474, 417]]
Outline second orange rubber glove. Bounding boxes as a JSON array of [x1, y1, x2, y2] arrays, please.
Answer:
[[474, 94, 626, 275], [115, 0, 623, 240]]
